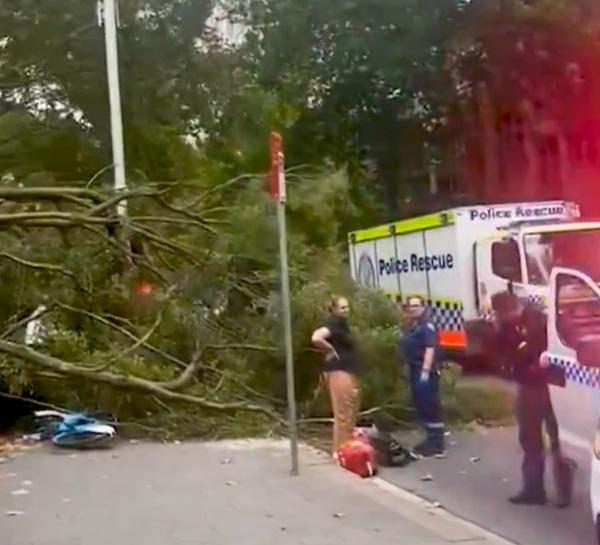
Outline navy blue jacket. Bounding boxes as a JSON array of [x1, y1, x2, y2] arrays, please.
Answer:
[[398, 314, 439, 370]]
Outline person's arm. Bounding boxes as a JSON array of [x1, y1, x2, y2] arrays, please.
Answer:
[[420, 322, 437, 382], [311, 327, 339, 360]]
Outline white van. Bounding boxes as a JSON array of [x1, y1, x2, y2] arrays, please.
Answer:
[[545, 266, 600, 543]]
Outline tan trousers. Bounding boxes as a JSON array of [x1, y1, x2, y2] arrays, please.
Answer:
[[327, 370, 359, 453]]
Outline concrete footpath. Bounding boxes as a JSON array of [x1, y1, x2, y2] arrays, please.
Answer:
[[0, 439, 515, 545]]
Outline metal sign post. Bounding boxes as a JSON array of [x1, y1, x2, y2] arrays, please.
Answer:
[[98, 0, 127, 218], [269, 132, 299, 476]]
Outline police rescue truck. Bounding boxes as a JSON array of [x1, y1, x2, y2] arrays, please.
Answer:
[[348, 200, 600, 360]]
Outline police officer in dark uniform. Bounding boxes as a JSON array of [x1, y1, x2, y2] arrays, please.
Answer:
[[397, 295, 445, 457], [492, 291, 573, 508]]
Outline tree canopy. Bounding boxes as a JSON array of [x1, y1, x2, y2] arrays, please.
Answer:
[[2, 0, 595, 434]]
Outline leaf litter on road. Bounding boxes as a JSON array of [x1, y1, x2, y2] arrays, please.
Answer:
[[10, 489, 30, 496]]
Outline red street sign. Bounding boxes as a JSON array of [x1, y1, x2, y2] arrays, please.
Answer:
[[269, 132, 285, 202]]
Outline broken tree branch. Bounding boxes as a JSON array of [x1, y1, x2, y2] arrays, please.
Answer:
[[158, 349, 203, 391], [0, 187, 104, 204], [0, 252, 88, 293], [86, 189, 158, 216], [0, 340, 283, 423], [0, 212, 118, 225], [87, 312, 164, 373], [1, 304, 57, 340], [57, 303, 190, 370]]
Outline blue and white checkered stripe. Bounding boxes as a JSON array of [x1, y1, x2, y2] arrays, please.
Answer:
[[548, 355, 600, 388], [426, 300, 463, 332], [478, 293, 547, 322], [396, 296, 464, 331], [525, 294, 547, 311]]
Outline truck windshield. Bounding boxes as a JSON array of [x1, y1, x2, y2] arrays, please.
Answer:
[[524, 229, 600, 285]]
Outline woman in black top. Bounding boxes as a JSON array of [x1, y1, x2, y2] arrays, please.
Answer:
[[311, 296, 360, 457]]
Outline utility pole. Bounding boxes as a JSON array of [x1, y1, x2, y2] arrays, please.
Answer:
[[269, 132, 299, 476], [98, 0, 127, 217]]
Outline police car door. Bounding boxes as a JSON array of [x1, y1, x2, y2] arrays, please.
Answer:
[[545, 267, 600, 444], [475, 237, 526, 317]]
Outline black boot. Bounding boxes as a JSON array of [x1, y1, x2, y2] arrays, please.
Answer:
[[509, 491, 547, 506], [413, 440, 446, 458]]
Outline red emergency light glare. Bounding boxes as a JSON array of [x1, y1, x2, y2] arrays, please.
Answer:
[[269, 132, 283, 199], [135, 281, 154, 295]]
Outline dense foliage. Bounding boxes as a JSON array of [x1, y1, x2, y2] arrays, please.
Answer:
[[10, 0, 600, 434]]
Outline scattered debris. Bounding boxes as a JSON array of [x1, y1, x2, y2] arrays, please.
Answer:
[[111, 454, 119, 459], [444, 431, 451, 437], [5, 511, 25, 517], [21, 434, 41, 444], [62, 498, 71, 504], [280, 526, 287, 531], [225, 480, 238, 487], [449, 441, 458, 447], [459, 470, 468, 475], [0, 436, 40, 461], [421, 474, 434, 482], [7, 473, 17, 478], [432, 501, 442, 509], [68, 454, 78, 459], [470, 457, 481, 463], [10, 489, 30, 496], [21, 480, 33, 487], [220, 458, 232, 465], [333, 512, 346, 519], [435, 452, 447, 459], [265, 514, 274, 519], [173, 440, 181, 446], [129, 440, 139, 445]]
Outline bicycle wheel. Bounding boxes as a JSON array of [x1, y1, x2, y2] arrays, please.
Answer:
[[52, 431, 115, 449]]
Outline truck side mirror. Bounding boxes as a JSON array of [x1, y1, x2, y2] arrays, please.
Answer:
[[492, 240, 522, 283], [576, 337, 600, 368]]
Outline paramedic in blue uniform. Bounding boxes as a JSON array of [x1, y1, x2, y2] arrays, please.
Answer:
[[491, 291, 573, 508], [397, 295, 446, 457]]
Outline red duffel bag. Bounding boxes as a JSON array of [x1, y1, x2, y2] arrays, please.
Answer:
[[336, 439, 378, 478]]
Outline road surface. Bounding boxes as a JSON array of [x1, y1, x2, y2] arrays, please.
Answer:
[[0, 438, 513, 545], [383, 426, 595, 545]]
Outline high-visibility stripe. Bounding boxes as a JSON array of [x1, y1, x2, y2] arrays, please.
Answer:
[[438, 330, 466, 348], [425, 422, 445, 429], [380, 290, 462, 308], [349, 210, 455, 244]]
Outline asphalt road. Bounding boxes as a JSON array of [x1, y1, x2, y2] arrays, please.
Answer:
[[384, 426, 595, 545], [0, 438, 513, 545]]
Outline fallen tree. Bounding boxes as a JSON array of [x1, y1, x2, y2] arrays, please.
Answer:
[[0, 173, 513, 437]]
